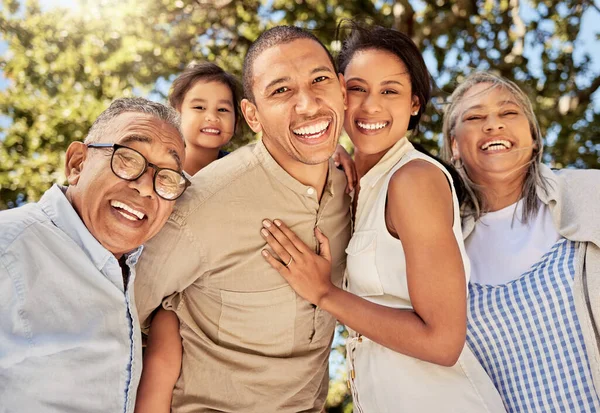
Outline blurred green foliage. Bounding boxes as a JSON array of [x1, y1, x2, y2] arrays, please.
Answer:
[[1, 0, 599, 406], [1, 0, 599, 209]]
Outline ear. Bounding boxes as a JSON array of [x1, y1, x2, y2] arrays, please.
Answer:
[[451, 137, 460, 160], [65, 141, 87, 185], [338, 73, 348, 110], [241, 99, 262, 134], [411, 95, 421, 116]]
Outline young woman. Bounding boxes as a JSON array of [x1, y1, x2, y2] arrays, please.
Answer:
[[441, 71, 600, 412], [260, 23, 504, 412]]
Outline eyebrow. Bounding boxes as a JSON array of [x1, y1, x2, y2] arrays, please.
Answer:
[[263, 66, 335, 93], [381, 79, 404, 86], [120, 134, 182, 170], [311, 66, 335, 75], [345, 77, 405, 87], [463, 100, 520, 113], [345, 76, 367, 84], [264, 76, 291, 94], [189, 97, 233, 106]]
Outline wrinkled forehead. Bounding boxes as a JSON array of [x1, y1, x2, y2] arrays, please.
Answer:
[[458, 82, 521, 111], [252, 38, 335, 88], [106, 112, 185, 168]]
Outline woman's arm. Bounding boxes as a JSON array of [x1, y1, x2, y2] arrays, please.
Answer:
[[135, 308, 182, 413], [260, 160, 466, 366]]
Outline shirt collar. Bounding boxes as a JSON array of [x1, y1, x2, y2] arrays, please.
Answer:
[[39, 184, 143, 271], [254, 138, 340, 198], [359, 137, 414, 189]]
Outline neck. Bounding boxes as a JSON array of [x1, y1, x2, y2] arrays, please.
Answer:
[[354, 149, 388, 181], [473, 170, 527, 212], [184, 145, 221, 176], [263, 140, 330, 200]]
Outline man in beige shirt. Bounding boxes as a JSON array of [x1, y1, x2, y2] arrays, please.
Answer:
[[134, 26, 351, 412]]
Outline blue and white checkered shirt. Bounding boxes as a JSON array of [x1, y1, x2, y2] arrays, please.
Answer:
[[467, 239, 600, 412]]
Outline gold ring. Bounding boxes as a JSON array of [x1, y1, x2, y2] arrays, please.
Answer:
[[284, 256, 293, 268]]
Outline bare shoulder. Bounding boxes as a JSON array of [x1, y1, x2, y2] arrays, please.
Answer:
[[388, 159, 451, 201], [386, 158, 454, 235]]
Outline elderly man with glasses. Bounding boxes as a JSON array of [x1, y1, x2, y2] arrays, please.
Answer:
[[0, 97, 188, 413]]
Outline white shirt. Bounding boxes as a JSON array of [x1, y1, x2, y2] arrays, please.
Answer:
[[466, 199, 561, 285]]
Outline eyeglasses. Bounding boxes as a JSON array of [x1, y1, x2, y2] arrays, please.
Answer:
[[86, 143, 191, 201]]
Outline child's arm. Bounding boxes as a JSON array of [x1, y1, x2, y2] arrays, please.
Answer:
[[135, 308, 182, 413]]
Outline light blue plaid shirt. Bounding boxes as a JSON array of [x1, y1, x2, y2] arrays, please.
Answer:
[[0, 185, 143, 413]]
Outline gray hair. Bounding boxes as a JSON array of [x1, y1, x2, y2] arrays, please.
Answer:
[[85, 97, 183, 144], [440, 71, 547, 223]]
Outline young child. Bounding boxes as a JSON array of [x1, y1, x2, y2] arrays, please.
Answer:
[[169, 62, 241, 175]]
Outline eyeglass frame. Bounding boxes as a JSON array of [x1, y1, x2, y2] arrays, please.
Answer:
[[86, 142, 191, 201]]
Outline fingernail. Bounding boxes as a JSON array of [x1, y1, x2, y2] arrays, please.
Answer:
[[315, 227, 322, 233], [261, 250, 268, 257], [262, 219, 271, 228], [274, 219, 282, 227], [261, 228, 269, 237], [334, 161, 340, 166]]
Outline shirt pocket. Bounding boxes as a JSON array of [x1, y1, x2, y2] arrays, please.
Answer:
[[345, 230, 384, 297], [218, 285, 296, 357]]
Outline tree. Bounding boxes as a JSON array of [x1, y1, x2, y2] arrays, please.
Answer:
[[1, 0, 599, 209], [1, 0, 599, 406]]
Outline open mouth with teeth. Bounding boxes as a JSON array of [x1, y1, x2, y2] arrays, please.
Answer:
[[200, 128, 221, 135], [356, 120, 389, 133], [110, 200, 146, 222], [480, 140, 513, 152], [292, 120, 331, 140]]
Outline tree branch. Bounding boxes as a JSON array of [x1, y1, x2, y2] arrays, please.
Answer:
[[577, 75, 600, 106], [392, 0, 415, 37]]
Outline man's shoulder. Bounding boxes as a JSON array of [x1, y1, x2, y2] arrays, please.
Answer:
[[0, 203, 48, 254], [171, 143, 264, 218]]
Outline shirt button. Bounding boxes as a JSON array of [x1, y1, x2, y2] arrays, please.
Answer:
[[307, 187, 315, 195]]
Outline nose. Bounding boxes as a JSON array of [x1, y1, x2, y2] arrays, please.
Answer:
[[204, 110, 220, 123], [361, 92, 382, 114], [295, 88, 320, 116], [128, 167, 155, 199], [483, 114, 505, 132]]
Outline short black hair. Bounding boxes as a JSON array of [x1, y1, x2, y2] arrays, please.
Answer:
[[242, 26, 336, 103], [169, 62, 242, 131], [336, 20, 431, 132]]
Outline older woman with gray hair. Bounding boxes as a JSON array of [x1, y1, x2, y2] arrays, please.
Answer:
[[442, 71, 600, 412]]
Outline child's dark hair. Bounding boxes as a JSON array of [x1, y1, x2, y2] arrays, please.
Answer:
[[336, 20, 431, 133], [336, 20, 465, 203], [169, 62, 242, 131]]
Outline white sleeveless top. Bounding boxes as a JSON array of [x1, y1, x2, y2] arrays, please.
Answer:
[[346, 138, 470, 305], [344, 138, 505, 413]]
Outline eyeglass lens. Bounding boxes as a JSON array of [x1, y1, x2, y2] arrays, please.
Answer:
[[112, 147, 186, 200]]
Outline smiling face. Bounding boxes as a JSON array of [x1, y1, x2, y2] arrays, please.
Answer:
[[241, 38, 347, 170], [65, 112, 185, 258], [180, 80, 236, 151], [451, 82, 534, 184], [343, 49, 420, 157]]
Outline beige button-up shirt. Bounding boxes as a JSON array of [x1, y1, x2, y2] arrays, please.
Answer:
[[135, 140, 351, 413]]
